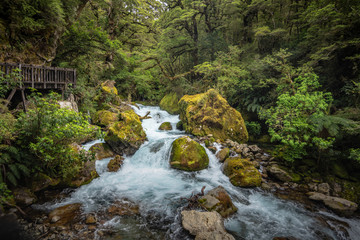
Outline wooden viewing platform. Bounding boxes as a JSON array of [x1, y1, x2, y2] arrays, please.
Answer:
[[0, 62, 76, 110]]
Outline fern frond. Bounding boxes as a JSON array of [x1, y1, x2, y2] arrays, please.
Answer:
[[17, 164, 30, 177], [8, 164, 20, 179], [7, 172, 17, 186]]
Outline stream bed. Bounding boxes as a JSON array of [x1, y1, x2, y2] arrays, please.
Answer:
[[38, 105, 360, 240]]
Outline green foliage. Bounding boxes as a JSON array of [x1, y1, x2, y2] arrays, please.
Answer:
[[349, 148, 360, 164], [0, 182, 14, 209], [245, 121, 262, 137], [16, 92, 97, 178], [0, 68, 22, 98], [261, 73, 334, 162]]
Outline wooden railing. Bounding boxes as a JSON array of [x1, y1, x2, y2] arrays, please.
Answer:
[[0, 62, 76, 89]]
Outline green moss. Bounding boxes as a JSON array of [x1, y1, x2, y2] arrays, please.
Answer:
[[176, 121, 184, 130], [223, 157, 261, 187], [159, 122, 172, 130], [332, 163, 350, 180], [93, 110, 118, 127], [159, 93, 180, 114], [170, 136, 209, 171], [105, 109, 147, 155], [178, 89, 248, 143]]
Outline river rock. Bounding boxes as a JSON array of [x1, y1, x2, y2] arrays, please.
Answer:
[[268, 165, 293, 182], [181, 210, 235, 240], [107, 200, 139, 216], [13, 188, 37, 206], [94, 80, 122, 106], [85, 214, 97, 224], [170, 136, 209, 171], [317, 183, 330, 195], [159, 122, 172, 130], [67, 159, 99, 187], [105, 109, 147, 155], [178, 89, 248, 143], [89, 143, 115, 160], [159, 92, 180, 114], [216, 148, 230, 163], [307, 192, 358, 216], [199, 186, 237, 218], [223, 157, 262, 187], [107, 155, 124, 172], [49, 203, 82, 225]]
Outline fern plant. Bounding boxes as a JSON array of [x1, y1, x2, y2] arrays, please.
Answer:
[[0, 145, 30, 186]]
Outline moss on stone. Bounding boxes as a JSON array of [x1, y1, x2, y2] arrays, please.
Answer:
[[159, 93, 180, 114], [105, 109, 147, 155], [223, 157, 261, 187], [170, 136, 209, 171], [178, 89, 248, 143], [93, 110, 118, 127], [101, 81, 118, 95], [159, 122, 173, 130]]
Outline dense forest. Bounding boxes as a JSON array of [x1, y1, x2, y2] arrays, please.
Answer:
[[0, 0, 360, 238]]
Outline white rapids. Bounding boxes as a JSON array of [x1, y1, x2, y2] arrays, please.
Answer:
[[42, 105, 360, 239]]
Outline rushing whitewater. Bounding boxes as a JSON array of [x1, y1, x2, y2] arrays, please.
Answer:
[[44, 105, 359, 239]]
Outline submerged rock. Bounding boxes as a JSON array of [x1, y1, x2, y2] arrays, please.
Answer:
[[216, 148, 230, 163], [170, 136, 209, 171], [307, 192, 358, 216], [107, 200, 139, 216], [199, 186, 237, 218], [105, 109, 147, 155], [181, 210, 235, 240], [223, 157, 261, 187], [159, 122, 172, 130], [107, 155, 124, 172], [178, 89, 248, 143], [159, 92, 180, 114], [89, 143, 115, 160], [49, 203, 82, 226]]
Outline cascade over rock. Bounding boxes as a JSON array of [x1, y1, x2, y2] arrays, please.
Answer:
[[170, 136, 209, 171], [159, 92, 180, 114], [223, 157, 262, 187], [105, 110, 147, 155], [178, 89, 248, 143]]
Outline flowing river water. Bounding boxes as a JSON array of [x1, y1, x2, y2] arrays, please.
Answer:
[[41, 105, 360, 239]]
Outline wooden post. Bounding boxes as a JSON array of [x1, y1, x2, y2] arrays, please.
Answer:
[[55, 67, 57, 88], [5, 88, 17, 107], [21, 88, 27, 112], [31, 67, 34, 88]]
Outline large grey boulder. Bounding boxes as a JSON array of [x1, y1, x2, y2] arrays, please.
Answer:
[[268, 165, 293, 182], [181, 210, 235, 240], [307, 192, 358, 216]]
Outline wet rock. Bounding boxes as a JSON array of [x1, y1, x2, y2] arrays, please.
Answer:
[[181, 210, 235, 240], [67, 159, 99, 187], [85, 214, 97, 224], [207, 146, 217, 154], [107, 155, 124, 172], [159, 92, 180, 115], [170, 136, 209, 171], [248, 145, 261, 153], [13, 187, 37, 206], [89, 143, 115, 160], [199, 186, 237, 218], [308, 183, 318, 191], [105, 109, 147, 156], [307, 192, 358, 216], [49, 203, 82, 225], [268, 165, 293, 182], [176, 121, 184, 130], [223, 157, 261, 187], [159, 122, 173, 130], [107, 200, 139, 216], [317, 183, 330, 195], [216, 148, 230, 163], [31, 173, 60, 192], [178, 89, 248, 143]]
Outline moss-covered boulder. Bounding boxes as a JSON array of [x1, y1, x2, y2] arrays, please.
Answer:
[[223, 157, 261, 187], [107, 155, 124, 172], [159, 93, 180, 114], [170, 136, 209, 171], [31, 173, 60, 192], [94, 80, 122, 107], [89, 143, 115, 160], [159, 122, 172, 130], [216, 148, 230, 163], [101, 80, 118, 95], [93, 110, 118, 127], [105, 110, 147, 155], [178, 89, 248, 143], [66, 159, 99, 188]]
